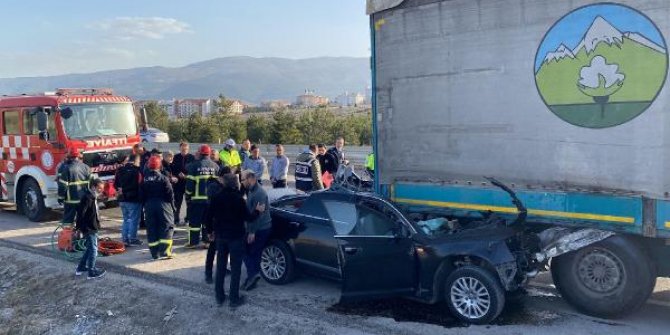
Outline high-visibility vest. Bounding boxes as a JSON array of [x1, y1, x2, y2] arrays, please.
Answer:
[[365, 153, 375, 171], [220, 149, 242, 167]]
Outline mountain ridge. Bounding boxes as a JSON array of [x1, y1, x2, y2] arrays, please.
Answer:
[[0, 56, 371, 103]]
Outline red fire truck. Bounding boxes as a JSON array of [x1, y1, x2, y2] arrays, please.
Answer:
[[0, 88, 141, 221]]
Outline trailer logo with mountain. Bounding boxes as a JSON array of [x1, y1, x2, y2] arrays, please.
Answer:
[[535, 3, 668, 128]]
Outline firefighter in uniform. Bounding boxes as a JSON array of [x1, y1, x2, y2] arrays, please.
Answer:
[[141, 156, 175, 260], [185, 145, 219, 248], [57, 148, 91, 225], [295, 144, 324, 192]]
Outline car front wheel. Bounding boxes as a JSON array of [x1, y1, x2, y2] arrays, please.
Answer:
[[260, 240, 296, 285], [445, 266, 506, 324]]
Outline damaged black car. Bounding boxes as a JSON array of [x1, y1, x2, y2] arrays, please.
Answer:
[[260, 177, 543, 324]]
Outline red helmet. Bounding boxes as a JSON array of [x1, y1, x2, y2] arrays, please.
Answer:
[[67, 147, 82, 158], [147, 156, 162, 170], [199, 144, 211, 156]]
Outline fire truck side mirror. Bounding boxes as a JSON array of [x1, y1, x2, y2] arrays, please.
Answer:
[[60, 107, 73, 119], [140, 107, 149, 132], [37, 109, 48, 132]]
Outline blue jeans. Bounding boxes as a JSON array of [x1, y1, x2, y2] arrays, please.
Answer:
[[77, 233, 98, 274], [244, 228, 272, 279], [120, 202, 141, 242]]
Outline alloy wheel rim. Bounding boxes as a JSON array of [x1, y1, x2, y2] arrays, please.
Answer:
[[450, 276, 491, 319], [261, 246, 286, 280]]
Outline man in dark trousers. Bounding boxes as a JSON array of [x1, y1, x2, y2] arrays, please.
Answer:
[[205, 173, 265, 308], [241, 170, 272, 291], [203, 166, 231, 284], [185, 145, 219, 248], [115, 154, 143, 247], [141, 156, 176, 260], [171, 142, 195, 226], [58, 148, 91, 226], [75, 179, 106, 279]]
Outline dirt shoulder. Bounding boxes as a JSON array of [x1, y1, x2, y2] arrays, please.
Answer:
[[0, 246, 380, 335]]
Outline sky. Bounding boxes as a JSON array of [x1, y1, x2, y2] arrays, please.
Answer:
[[0, 0, 370, 78], [535, 3, 666, 71]]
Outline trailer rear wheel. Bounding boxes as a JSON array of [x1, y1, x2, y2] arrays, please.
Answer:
[[20, 178, 47, 222], [551, 235, 654, 319]]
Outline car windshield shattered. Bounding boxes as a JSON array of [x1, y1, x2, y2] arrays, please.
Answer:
[[60, 103, 137, 139]]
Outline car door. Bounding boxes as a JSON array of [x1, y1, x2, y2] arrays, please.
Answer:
[[292, 196, 340, 277], [332, 199, 417, 301]]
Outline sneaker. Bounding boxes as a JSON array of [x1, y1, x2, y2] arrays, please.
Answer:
[[229, 295, 246, 309], [75, 267, 88, 276], [130, 239, 143, 246], [123, 240, 132, 248], [243, 274, 261, 291], [87, 268, 106, 280]]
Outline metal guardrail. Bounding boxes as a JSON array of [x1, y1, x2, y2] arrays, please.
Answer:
[[146, 143, 371, 166]]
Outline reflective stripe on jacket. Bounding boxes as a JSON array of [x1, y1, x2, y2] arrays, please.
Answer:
[[185, 158, 219, 202], [57, 160, 92, 204]]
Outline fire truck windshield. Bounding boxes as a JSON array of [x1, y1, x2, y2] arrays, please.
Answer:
[[60, 103, 137, 140]]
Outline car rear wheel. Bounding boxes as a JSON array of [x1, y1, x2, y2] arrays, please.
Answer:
[[260, 240, 295, 285], [445, 266, 505, 324]]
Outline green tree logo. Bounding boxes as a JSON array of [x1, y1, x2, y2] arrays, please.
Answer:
[[577, 56, 625, 118]]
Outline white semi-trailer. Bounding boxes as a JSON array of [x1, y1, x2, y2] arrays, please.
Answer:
[[368, 0, 670, 318]]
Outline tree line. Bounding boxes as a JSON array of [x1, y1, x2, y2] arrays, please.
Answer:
[[142, 95, 373, 145]]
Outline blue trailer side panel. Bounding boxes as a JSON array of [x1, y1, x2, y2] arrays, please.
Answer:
[[386, 182, 670, 236]]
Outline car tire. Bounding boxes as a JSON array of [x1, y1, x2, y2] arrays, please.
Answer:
[[20, 178, 47, 222], [445, 266, 505, 325], [551, 235, 655, 319], [260, 240, 296, 285]]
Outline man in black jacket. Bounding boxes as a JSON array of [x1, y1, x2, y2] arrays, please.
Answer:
[[324, 137, 347, 175], [203, 166, 234, 284], [204, 173, 265, 308], [75, 179, 106, 279], [171, 142, 195, 226], [115, 154, 143, 247]]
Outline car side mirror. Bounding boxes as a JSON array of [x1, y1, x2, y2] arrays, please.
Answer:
[[393, 223, 407, 238]]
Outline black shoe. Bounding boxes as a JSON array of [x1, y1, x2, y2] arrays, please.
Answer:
[[130, 239, 143, 246], [216, 295, 226, 306], [75, 267, 88, 276], [205, 275, 213, 284], [243, 274, 261, 291], [229, 295, 246, 309], [87, 268, 106, 280]]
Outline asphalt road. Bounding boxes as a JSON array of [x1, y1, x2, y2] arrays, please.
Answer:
[[0, 204, 669, 334]]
